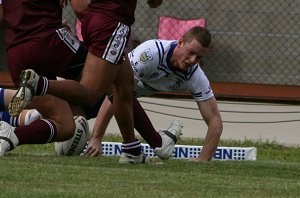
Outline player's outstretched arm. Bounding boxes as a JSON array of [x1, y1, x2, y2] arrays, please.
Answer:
[[195, 97, 223, 162], [84, 96, 114, 157]]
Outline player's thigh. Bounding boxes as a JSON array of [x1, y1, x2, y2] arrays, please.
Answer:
[[80, 13, 131, 103], [3, 89, 16, 107], [79, 52, 120, 103], [31, 95, 75, 140]]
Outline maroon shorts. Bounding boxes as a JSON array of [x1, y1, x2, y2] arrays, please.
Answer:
[[6, 28, 82, 86], [81, 11, 131, 64]]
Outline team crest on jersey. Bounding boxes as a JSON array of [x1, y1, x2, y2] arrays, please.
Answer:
[[139, 49, 153, 64]]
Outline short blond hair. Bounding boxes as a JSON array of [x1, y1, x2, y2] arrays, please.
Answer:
[[182, 26, 211, 48]]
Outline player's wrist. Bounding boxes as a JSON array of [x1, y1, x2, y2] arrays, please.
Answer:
[[90, 133, 103, 141]]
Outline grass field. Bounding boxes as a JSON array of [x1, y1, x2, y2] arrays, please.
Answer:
[[0, 135, 300, 198]]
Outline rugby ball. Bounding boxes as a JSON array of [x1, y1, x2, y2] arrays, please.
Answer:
[[54, 115, 90, 156]]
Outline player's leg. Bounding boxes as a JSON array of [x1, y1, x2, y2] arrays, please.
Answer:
[[0, 88, 17, 125], [7, 52, 118, 115], [0, 88, 16, 110], [131, 96, 183, 160], [78, 52, 119, 105], [81, 14, 145, 162], [131, 96, 162, 148], [0, 88, 42, 127], [111, 58, 146, 162], [0, 109, 42, 127], [81, 53, 146, 162], [111, 58, 135, 144], [31, 95, 75, 141], [7, 13, 145, 162], [0, 95, 75, 156], [0, 88, 18, 127], [85, 91, 183, 160]]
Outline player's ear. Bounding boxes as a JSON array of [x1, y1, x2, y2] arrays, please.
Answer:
[[178, 38, 184, 48]]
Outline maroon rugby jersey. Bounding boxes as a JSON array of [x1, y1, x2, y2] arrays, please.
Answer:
[[2, 0, 62, 50], [88, 0, 137, 25]]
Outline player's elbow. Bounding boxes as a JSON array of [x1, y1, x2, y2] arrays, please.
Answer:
[[210, 117, 223, 137]]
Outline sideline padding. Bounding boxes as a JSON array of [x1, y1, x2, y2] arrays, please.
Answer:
[[102, 142, 257, 161]]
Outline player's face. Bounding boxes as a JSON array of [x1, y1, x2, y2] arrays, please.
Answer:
[[174, 38, 210, 71]]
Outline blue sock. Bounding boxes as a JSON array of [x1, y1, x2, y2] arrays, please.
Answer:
[[0, 110, 19, 127], [0, 88, 5, 111]]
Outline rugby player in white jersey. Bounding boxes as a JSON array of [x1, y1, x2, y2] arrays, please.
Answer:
[[84, 26, 223, 162]]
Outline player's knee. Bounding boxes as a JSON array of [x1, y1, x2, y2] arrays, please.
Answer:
[[53, 116, 75, 142], [113, 84, 133, 101]]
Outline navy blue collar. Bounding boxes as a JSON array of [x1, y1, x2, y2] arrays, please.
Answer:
[[166, 42, 187, 75], [166, 43, 177, 71]]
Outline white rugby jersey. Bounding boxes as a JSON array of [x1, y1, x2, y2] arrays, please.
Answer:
[[128, 39, 214, 101]]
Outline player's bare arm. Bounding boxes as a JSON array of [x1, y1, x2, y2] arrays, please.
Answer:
[[84, 96, 114, 157], [196, 97, 223, 162]]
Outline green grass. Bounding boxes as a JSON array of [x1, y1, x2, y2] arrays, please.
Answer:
[[0, 135, 300, 198]]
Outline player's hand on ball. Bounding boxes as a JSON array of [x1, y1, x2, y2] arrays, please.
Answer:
[[83, 136, 102, 157]]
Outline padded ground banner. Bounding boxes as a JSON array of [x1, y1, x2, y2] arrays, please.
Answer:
[[102, 142, 257, 161]]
